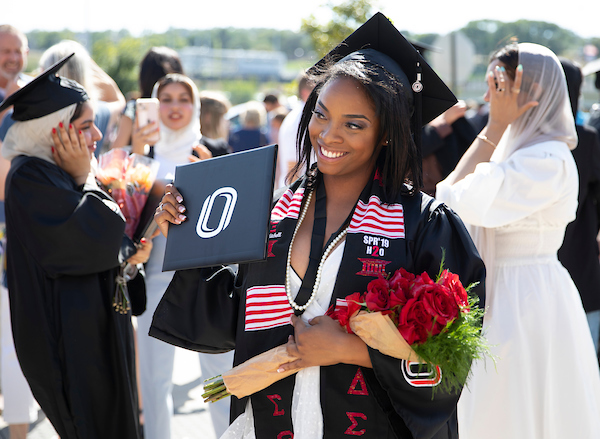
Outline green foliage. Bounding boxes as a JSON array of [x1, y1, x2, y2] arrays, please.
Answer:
[[26, 30, 77, 50], [301, 0, 377, 57], [92, 37, 143, 96], [461, 19, 580, 59], [412, 293, 492, 396], [22, 13, 599, 100], [220, 79, 260, 106]]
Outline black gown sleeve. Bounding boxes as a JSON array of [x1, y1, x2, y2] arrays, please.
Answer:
[[421, 125, 444, 158], [149, 264, 240, 353], [6, 158, 129, 277], [367, 197, 486, 439]]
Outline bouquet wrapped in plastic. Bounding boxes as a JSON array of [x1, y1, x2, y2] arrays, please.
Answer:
[[96, 149, 160, 313], [202, 251, 490, 402], [96, 149, 160, 240]]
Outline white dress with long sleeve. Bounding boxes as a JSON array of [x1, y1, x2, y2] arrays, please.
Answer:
[[436, 140, 600, 439]]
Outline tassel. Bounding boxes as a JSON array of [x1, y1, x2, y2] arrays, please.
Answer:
[[412, 59, 423, 151]]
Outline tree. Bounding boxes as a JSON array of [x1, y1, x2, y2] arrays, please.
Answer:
[[301, 0, 378, 57], [92, 36, 143, 96], [461, 19, 580, 59], [26, 30, 77, 50]]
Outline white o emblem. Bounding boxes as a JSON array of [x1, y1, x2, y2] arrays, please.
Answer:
[[196, 187, 238, 238]]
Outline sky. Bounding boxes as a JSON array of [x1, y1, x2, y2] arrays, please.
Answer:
[[3, 0, 599, 39]]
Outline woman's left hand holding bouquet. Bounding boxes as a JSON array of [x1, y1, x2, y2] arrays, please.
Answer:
[[51, 122, 91, 186], [127, 235, 156, 265], [277, 314, 372, 373]]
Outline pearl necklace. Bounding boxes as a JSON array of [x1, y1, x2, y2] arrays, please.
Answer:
[[285, 189, 349, 312]]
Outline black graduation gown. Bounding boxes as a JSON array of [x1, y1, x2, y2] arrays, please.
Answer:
[[558, 124, 600, 313], [4, 156, 141, 439], [151, 175, 486, 439]]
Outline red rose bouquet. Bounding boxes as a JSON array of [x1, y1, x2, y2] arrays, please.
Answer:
[[202, 251, 488, 402], [327, 254, 488, 394]]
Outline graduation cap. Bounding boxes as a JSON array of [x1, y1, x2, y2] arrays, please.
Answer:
[[409, 39, 440, 57], [0, 53, 88, 121], [310, 11, 457, 143]]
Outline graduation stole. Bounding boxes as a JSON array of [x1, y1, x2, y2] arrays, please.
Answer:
[[240, 169, 420, 437]]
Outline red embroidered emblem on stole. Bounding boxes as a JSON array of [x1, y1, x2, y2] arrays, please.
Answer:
[[267, 239, 276, 257], [267, 394, 285, 416], [347, 367, 369, 395], [356, 258, 391, 277], [345, 412, 367, 435]]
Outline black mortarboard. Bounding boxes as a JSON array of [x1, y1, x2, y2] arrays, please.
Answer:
[[0, 53, 88, 121], [311, 12, 456, 127], [409, 39, 440, 57]]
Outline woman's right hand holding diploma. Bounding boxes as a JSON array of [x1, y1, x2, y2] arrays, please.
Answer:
[[154, 183, 187, 237]]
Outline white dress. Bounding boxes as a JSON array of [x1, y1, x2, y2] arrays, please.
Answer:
[[436, 140, 600, 439]]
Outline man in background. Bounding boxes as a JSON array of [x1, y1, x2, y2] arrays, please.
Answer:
[[0, 25, 30, 107], [0, 24, 37, 439]]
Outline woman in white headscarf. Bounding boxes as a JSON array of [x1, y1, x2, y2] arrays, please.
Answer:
[[134, 73, 233, 439], [436, 43, 600, 438]]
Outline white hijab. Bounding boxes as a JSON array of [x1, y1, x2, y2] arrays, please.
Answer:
[[150, 75, 201, 179], [473, 43, 577, 288], [491, 42, 577, 163], [2, 104, 78, 163]]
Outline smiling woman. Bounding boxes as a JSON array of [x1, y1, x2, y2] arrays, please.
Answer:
[[151, 13, 487, 439], [307, 76, 381, 190]]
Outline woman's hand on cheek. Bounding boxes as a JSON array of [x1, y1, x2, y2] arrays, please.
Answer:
[[51, 122, 91, 186], [487, 65, 539, 131]]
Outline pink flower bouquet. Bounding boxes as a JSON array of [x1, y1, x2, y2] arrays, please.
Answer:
[[96, 149, 160, 240]]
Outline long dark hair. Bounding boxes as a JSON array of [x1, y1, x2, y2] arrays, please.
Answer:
[[290, 58, 421, 199], [139, 47, 184, 98]]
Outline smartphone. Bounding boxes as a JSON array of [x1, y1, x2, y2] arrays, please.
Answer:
[[136, 98, 160, 144]]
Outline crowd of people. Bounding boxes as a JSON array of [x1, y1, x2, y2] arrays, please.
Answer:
[[0, 11, 600, 439]]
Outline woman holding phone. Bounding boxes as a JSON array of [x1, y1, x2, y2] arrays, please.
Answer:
[[111, 46, 184, 151]]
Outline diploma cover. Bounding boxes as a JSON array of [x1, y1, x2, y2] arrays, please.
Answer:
[[162, 144, 277, 271]]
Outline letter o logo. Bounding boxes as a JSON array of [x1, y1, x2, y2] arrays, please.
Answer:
[[196, 187, 238, 238]]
